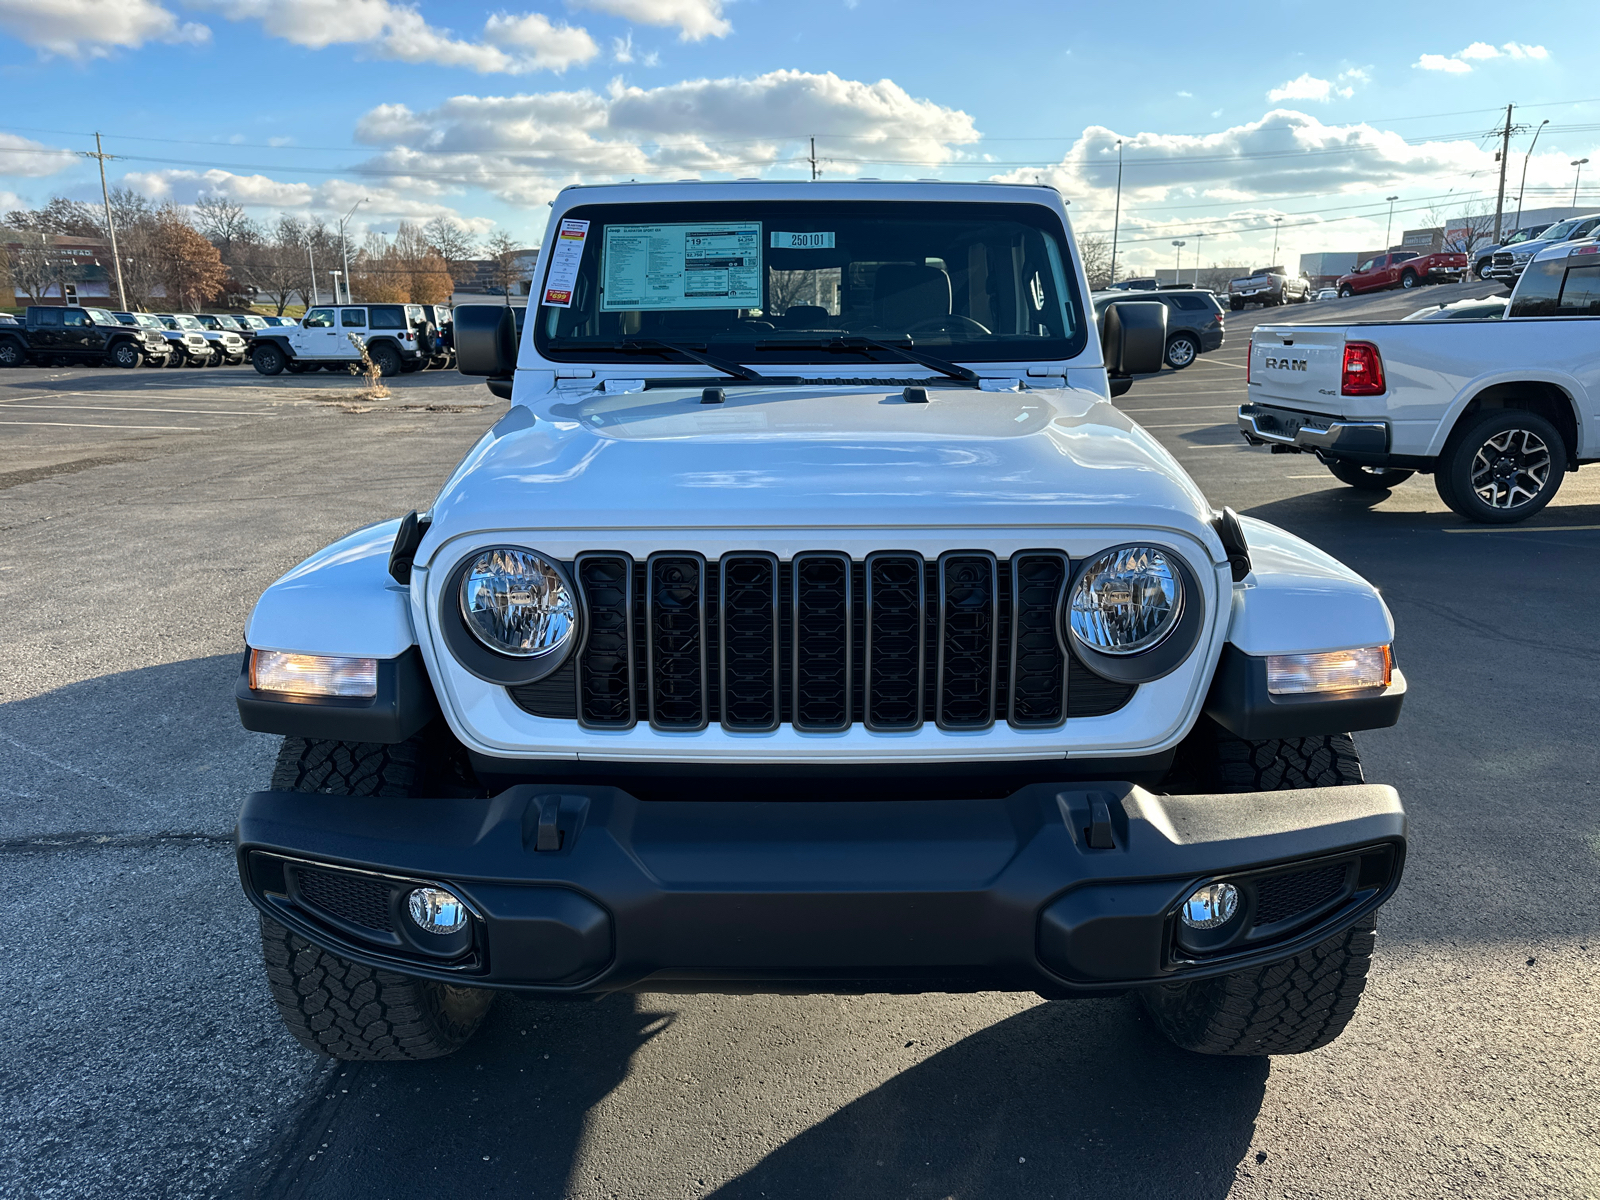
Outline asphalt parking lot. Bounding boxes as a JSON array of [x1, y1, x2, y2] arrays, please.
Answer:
[[2, 285, 1596, 1200]]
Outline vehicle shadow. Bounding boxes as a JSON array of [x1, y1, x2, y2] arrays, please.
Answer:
[[707, 997, 1267, 1200], [1241, 487, 1600, 535], [233, 992, 675, 1200]]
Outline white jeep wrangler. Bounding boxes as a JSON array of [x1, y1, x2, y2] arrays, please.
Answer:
[[235, 180, 1407, 1062], [249, 303, 436, 377]]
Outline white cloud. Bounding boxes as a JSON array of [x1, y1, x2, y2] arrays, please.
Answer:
[[347, 70, 979, 205], [1176, 90, 1192, 98], [1414, 41, 1549, 72], [0, 132, 80, 177], [568, 0, 730, 41], [0, 0, 208, 58], [1273, 73, 1350, 103], [120, 166, 493, 229], [199, 0, 598, 73]]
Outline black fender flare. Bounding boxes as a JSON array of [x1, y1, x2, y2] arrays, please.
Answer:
[[253, 334, 298, 360]]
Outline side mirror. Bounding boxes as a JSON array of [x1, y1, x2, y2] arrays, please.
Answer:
[[455, 304, 518, 378], [1101, 300, 1166, 396]]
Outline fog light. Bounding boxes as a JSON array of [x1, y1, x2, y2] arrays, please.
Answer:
[[1180, 883, 1239, 930], [407, 887, 468, 935], [1266, 646, 1391, 695], [249, 649, 377, 697]]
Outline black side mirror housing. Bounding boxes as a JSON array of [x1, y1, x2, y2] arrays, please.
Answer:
[[455, 304, 518, 379], [1101, 300, 1167, 393]]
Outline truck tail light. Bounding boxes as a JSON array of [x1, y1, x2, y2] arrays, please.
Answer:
[[1246, 339, 1252, 384], [1341, 341, 1385, 396]]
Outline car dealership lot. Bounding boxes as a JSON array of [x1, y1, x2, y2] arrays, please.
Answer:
[[2, 297, 1596, 1199]]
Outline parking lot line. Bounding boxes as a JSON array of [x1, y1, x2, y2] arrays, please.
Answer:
[[0, 420, 218, 431], [0, 402, 280, 417], [1442, 524, 1600, 534]]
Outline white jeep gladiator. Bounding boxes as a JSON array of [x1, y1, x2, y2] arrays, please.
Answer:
[[234, 180, 1407, 1062], [1240, 236, 1600, 522]]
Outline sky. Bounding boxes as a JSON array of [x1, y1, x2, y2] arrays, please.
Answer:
[[1, 0, 1597, 273]]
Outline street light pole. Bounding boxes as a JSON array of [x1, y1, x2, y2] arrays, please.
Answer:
[[1109, 139, 1124, 285], [1192, 231, 1204, 286], [1515, 119, 1549, 230], [1573, 159, 1591, 208], [329, 270, 342, 307], [1171, 239, 1186, 281], [1383, 195, 1400, 250], [1270, 216, 1284, 264], [337, 198, 368, 304], [307, 244, 317, 307]]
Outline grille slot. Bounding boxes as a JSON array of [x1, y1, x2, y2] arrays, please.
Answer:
[[295, 868, 393, 932], [720, 553, 781, 731], [792, 552, 852, 731], [575, 553, 635, 728], [864, 552, 925, 730], [506, 551, 1140, 728], [1008, 552, 1069, 727], [646, 552, 708, 730], [1255, 864, 1347, 926], [936, 552, 999, 729]]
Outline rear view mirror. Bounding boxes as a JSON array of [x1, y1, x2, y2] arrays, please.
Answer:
[[455, 304, 518, 379], [1101, 300, 1166, 395]]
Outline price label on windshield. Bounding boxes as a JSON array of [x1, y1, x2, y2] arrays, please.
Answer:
[[770, 232, 835, 249]]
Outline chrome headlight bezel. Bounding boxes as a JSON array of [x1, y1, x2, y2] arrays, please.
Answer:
[[1064, 544, 1204, 685], [441, 547, 582, 686]]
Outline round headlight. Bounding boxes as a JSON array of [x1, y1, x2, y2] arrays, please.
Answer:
[[1068, 546, 1184, 656], [459, 548, 577, 659]]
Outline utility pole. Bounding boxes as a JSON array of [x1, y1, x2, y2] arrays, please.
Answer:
[[1492, 103, 1513, 244], [809, 137, 819, 182], [307, 244, 317, 308], [84, 133, 127, 310], [1109, 139, 1124, 284], [1515, 119, 1549, 230]]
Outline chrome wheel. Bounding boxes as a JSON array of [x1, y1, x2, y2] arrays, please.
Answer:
[[1165, 335, 1198, 369], [1470, 428, 1552, 509]]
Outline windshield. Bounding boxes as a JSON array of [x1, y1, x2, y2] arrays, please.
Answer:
[[86, 308, 120, 326], [212, 315, 242, 330], [1536, 221, 1578, 243], [169, 315, 203, 331], [535, 200, 1087, 366]]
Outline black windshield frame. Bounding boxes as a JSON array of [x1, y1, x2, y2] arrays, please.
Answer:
[[533, 199, 1089, 367]]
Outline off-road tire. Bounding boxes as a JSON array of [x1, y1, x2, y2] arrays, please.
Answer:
[[1165, 333, 1200, 370], [1400, 270, 1419, 289], [1434, 407, 1564, 524], [165, 347, 186, 368], [1325, 459, 1416, 490], [256, 734, 494, 1061], [252, 343, 286, 375], [369, 343, 403, 377], [1139, 918, 1377, 1055], [110, 340, 142, 369], [1229, 298, 1243, 312], [0, 339, 25, 367]]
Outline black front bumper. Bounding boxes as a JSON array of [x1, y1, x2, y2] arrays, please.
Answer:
[[236, 780, 1405, 997]]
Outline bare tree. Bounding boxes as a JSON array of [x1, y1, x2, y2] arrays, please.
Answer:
[[194, 195, 259, 263], [424, 216, 478, 288], [5, 196, 102, 237], [1077, 233, 1114, 290], [484, 230, 525, 304], [5, 227, 57, 303]]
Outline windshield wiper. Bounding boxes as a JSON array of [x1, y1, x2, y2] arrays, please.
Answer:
[[613, 339, 769, 382], [755, 336, 979, 383]]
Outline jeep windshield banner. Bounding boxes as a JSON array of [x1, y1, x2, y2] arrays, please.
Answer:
[[600, 222, 762, 311]]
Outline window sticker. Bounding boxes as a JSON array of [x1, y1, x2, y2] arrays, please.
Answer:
[[601, 222, 762, 311], [541, 218, 590, 308], [770, 231, 835, 249]]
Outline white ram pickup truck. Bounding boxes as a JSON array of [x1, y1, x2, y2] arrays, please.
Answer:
[[1240, 236, 1600, 522], [233, 180, 1407, 1064]]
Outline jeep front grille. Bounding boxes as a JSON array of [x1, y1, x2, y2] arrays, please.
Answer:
[[509, 553, 1135, 731]]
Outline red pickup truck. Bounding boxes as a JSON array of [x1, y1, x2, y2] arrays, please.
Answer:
[[1336, 250, 1467, 296]]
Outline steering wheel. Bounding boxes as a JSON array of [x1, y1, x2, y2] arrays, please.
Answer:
[[906, 314, 992, 336]]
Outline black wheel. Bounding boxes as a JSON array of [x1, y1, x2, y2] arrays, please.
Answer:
[[1144, 723, 1376, 1055], [1164, 334, 1200, 370], [0, 339, 24, 368], [1475, 259, 1493, 280], [110, 341, 142, 369], [165, 347, 185, 368], [369, 343, 403, 377], [1435, 408, 1564, 524], [1139, 918, 1377, 1055], [1325, 459, 1416, 490], [256, 734, 494, 1062], [252, 343, 286, 376], [1338, 286, 1353, 299], [1399, 270, 1419, 290], [1229, 298, 1243, 312]]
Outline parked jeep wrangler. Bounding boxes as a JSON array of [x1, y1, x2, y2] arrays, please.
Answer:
[[249, 303, 434, 376], [0, 305, 169, 368], [235, 181, 1407, 1062]]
